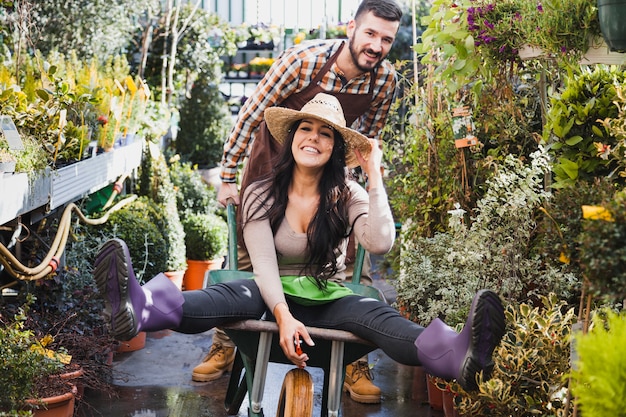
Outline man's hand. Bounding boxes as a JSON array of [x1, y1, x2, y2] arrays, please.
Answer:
[[217, 182, 240, 207]]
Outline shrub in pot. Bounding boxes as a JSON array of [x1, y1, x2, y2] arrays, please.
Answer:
[[454, 294, 577, 416], [168, 156, 219, 216], [182, 212, 228, 262], [181, 212, 228, 290], [98, 196, 169, 283], [0, 296, 73, 414], [137, 142, 187, 273]]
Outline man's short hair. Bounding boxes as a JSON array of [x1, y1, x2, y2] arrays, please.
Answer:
[[354, 0, 403, 23]]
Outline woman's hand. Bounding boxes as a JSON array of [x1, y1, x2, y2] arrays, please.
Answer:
[[354, 139, 383, 189], [274, 303, 315, 368]]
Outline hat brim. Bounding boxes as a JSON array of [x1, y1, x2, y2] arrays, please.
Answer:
[[264, 107, 371, 168]]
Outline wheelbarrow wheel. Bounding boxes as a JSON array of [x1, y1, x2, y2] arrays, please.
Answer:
[[276, 368, 314, 417]]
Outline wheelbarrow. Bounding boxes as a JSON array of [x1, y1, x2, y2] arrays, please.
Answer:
[[208, 204, 383, 417]]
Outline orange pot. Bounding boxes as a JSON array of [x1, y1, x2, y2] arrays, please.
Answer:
[[426, 374, 443, 411], [26, 383, 77, 417], [116, 331, 147, 353], [183, 258, 223, 290], [164, 270, 185, 290]]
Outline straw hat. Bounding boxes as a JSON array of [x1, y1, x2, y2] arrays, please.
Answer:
[[264, 93, 371, 168]]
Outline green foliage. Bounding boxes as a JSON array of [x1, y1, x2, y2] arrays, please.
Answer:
[[578, 188, 626, 300], [28, 0, 160, 62], [383, 77, 462, 241], [543, 65, 626, 188], [455, 294, 577, 416], [395, 150, 578, 325], [534, 178, 616, 287], [137, 143, 187, 271], [415, 0, 481, 94], [175, 74, 232, 168], [181, 212, 228, 261], [597, 82, 626, 181], [0, 296, 66, 411], [570, 309, 626, 417], [168, 156, 219, 216], [99, 196, 169, 282]]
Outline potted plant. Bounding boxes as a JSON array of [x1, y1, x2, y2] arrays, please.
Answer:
[[168, 156, 219, 217], [137, 143, 187, 288], [0, 297, 78, 416], [181, 212, 228, 290], [453, 293, 577, 416], [0, 148, 17, 173]]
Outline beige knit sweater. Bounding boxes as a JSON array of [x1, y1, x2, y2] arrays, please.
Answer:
[[241, 180, 395, 313]]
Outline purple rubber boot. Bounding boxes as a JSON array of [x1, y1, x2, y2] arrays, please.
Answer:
[[414, 289, 505, 391], [94, 238, 184, 341]]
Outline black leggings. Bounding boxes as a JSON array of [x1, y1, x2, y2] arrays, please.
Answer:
[[177, 279, 423, 365]]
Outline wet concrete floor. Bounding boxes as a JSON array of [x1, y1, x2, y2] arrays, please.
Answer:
[[79, 328, 443, 417]]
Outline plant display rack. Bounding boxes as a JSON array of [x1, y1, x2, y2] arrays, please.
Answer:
[[0, 141, 143, 226]]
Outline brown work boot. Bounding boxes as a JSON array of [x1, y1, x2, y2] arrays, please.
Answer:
[[191, 343, 236, 382], [343, 360, 381, 404]]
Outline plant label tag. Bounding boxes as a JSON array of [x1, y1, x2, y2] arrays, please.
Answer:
[[451, 106, 478, 148], [0, 116, 24, 150]]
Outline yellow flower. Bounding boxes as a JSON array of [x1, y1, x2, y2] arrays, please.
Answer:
[[294, 32, 306, 45]]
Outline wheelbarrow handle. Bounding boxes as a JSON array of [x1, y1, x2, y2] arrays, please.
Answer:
[[226, 202, 238, 270]]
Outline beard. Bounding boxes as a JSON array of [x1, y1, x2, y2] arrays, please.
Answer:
[[348, 37, 385, 73]]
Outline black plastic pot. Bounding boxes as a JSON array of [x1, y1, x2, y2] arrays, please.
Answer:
[[598, 0, 626, 52]]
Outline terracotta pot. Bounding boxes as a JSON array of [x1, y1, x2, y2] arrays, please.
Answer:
[[116, 331, 147, 353], [26, 383, 77, 417], [164, 270, 185, 290], [426, 374, 443, 411], [183, 258, 223, 290], [60, 366, 85, 398], [411, 366, 429, 403], [442, 389, 462, 417]]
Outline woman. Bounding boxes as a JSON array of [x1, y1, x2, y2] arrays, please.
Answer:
[[94, 93, 505, 391]]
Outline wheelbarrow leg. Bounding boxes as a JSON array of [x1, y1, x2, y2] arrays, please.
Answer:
[[249, 331, 273, 415], [327, 340, 345, 417]]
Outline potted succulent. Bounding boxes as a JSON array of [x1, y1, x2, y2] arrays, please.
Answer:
[[181, 212, 228, 290]]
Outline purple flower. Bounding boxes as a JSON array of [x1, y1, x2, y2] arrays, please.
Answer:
[[537, 2, 543, 12]]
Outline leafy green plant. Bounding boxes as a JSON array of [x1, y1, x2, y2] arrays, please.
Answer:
[[181, 212, 228, 261], [454, 293, 577, 416], [168, 156, 219, 216], [98, 196, 169, 282], [395, 149, 578, 325], [578, 188, 626, 300], [0, 295, 67, 412], [137, 143, 187, 272], [175, 73, 233, 168], [415, 0, 482, 94], [570, 308, 626, 417], [543, 65, 626, 188]]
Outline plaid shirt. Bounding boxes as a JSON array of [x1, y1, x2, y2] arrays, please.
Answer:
[[220, 39, 397, 183]]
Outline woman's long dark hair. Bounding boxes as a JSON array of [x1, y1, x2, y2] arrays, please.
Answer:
[[244, 120, 351, 288]]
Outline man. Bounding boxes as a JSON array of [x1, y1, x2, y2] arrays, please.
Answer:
[[193, 0, 402, 405]]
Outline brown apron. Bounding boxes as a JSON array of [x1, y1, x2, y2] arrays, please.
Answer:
[[239, 41, 375, 195], [237, 42, 375, 270]]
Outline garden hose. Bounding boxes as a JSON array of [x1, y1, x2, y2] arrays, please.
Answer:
[[0, 182, 137, 282]]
